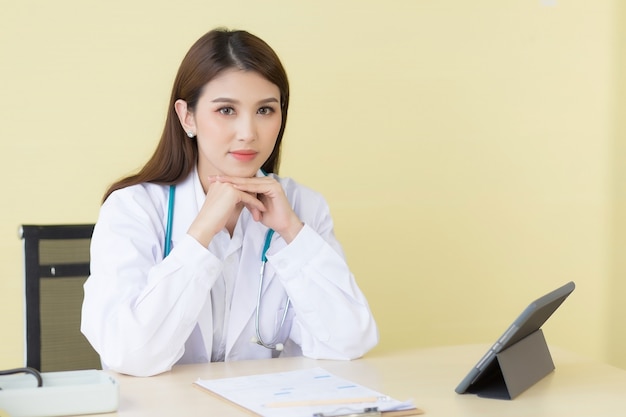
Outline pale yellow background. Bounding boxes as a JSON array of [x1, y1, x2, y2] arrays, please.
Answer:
[[1, 0, 625, 371]]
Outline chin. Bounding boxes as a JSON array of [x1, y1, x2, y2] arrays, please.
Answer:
[[226, 167, 260, 178]]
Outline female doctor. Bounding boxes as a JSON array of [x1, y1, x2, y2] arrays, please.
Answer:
[[80, 28, 378, 377]]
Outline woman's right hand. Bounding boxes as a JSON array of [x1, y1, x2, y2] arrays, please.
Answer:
[[187, 178, 266, 247]]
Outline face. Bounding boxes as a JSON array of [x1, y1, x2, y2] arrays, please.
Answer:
[[175, 68, 282, 180]]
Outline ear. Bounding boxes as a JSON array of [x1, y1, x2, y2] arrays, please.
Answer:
[[174, 99, 196, 136]]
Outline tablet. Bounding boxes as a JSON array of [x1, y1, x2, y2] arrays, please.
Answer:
[[455, 281, 575, 395]]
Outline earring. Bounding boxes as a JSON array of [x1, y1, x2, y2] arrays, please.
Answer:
[[186, 131, 195, 138]]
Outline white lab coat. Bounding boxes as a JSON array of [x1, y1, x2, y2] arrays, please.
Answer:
[[81, 169, 378, 376]]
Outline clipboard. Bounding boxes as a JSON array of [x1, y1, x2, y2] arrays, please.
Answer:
[[193, 367, 424, 417]]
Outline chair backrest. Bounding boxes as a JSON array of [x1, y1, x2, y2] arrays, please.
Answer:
[[20, 224, 101, 372]]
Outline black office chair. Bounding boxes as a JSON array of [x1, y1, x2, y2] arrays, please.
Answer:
[[20, 224, 101, 372]]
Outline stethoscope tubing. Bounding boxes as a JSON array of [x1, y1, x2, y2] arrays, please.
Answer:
[[254, 256, 291, 350]]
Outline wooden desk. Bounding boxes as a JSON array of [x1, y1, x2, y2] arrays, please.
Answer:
[[92, 345, 626, 416]]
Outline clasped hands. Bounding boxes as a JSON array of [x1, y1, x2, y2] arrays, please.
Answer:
[[188, 175, 304, 247]]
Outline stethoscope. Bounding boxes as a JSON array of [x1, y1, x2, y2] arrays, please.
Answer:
[[164, 183, 291, 352]]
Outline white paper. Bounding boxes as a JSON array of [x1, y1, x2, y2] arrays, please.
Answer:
[[195, 367, 414, 417]]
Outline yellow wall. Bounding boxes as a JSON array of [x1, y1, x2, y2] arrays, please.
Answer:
[[609, 0, 626, 368], [1, 0, 624, 370]]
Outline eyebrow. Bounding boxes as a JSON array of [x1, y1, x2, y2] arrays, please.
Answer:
[[211, 97, 280, 105]]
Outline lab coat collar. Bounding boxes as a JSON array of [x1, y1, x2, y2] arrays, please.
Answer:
[[180, 167, 280, 358], [226, 170, 283, 357]]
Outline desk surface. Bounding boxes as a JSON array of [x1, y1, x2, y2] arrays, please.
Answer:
[[92, 344, 626, 416]]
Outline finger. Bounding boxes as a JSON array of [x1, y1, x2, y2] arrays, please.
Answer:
[[214, 175, 272, 187], [234, 180, 280, 196], [247, 206, 263, 222], [239, 191, 266, 213], [206, 175, 223, 184]]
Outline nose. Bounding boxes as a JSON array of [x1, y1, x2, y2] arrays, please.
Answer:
[[236, 113, 257, 142]]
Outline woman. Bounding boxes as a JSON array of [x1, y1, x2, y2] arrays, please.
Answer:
[[81, 28, 378, 377]]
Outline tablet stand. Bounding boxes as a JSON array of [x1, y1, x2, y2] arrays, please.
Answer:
[[467, 329, 555, 400]]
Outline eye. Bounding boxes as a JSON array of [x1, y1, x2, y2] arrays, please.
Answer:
[[218, 107, 235, 115], [257, 106, 275, 115]]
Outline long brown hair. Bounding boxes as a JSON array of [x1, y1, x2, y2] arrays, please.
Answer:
[[102, 28, 290, 202]]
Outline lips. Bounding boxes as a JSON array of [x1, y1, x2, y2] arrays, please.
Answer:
[[230, 150, 258, 162]]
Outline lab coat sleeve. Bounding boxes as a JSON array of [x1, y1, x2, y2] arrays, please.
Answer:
[[267, 203, 379, 360], [81, 186, 219, 376]]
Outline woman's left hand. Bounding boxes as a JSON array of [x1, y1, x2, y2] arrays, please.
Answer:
[[208, 175, 304, 243]]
